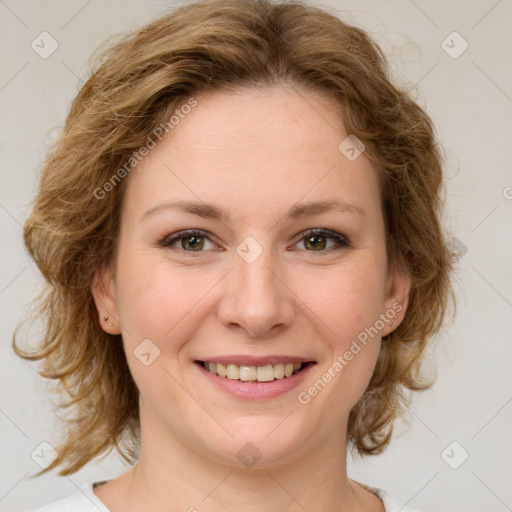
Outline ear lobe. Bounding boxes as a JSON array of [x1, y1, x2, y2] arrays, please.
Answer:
[[91, 263, 120, 334], [380, 266, 412, 337]]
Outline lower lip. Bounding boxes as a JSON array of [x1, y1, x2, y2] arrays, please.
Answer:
[[195, 362, 314, 400]]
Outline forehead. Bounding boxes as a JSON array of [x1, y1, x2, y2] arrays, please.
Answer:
[[169, 85, 346, 156], [122, 85, 380, 222]]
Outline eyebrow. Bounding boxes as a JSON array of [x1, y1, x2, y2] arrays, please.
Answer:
[[141, 198, 364, 222]]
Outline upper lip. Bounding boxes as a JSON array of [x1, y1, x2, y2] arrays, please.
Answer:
[[196, 355, 315, 366]]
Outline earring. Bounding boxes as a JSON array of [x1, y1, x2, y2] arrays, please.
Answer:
[[104, 315, 113, 328]]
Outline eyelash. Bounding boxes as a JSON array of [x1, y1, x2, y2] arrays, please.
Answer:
[[159, 228, 350, 254]]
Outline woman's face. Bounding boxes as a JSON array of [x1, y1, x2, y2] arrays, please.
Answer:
[[93, 85, 410, 468]]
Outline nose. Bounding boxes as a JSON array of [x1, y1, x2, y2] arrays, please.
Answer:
[[217, 245, 295, 339]]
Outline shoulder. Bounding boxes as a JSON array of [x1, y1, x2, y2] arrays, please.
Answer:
[[376, 488, 423, 512], [354, 480, 423, 512], [28, 479, 422, 512], [27, 482, 111, 512]]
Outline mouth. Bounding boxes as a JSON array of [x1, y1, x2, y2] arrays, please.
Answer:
[[196, 360, 313, 383], [193, 355, 317, 399]]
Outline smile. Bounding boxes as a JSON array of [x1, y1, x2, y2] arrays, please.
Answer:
[[194, 356, 316, 399], [201, 361, 306, 382]]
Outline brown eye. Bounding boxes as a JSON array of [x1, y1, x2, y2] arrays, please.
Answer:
[[160, 230, 216, 252], [294, 229, 349, 252], [180, 234, 205, 251], [304, 233, 327, 251]]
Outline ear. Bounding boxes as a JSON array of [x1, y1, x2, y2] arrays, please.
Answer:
[[91, 262, 121, 335], [380, 264, 412, 337]]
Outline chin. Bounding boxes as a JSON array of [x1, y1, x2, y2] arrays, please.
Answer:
[[198, 418, 312, 469]]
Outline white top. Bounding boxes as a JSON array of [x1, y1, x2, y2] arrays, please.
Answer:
[[28, 480, 422, 511]]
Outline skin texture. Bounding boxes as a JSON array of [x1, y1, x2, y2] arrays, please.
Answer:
[[92, 85, 411, 512]]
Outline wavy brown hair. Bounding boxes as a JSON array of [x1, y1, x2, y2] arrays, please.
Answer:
[[13, 0, 455, 476]]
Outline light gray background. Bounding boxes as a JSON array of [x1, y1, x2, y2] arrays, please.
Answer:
[[1, 1, 511, 511]]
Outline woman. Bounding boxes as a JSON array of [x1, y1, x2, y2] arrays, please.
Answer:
[[13, 0, 454, 510]]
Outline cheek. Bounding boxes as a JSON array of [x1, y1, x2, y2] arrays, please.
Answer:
[[113, 256, 210, 397], [297, 258, 386, 405], [302, 259, 387, 342], [115, 252, 217, 350], [117, 260, 169, 339]]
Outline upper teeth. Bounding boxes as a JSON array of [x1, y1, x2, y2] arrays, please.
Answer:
[[203, 361, 303, 382]]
